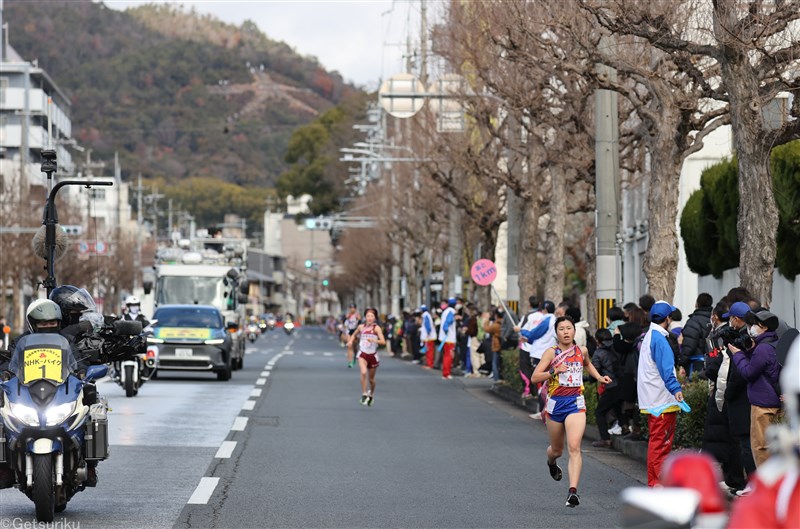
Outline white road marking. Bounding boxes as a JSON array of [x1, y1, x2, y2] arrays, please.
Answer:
[[303, 352, 314, 356], [250, 388, 262, 397], [231, 416, 248, 431], [260, 371, 270, 377], [323, 352, 333, 357], [256, 378, 266, 385], [264, 365, 273, 370], [215, 441, 237, 458], [242, 400, 256, 411], [187, 477, 219, 504]]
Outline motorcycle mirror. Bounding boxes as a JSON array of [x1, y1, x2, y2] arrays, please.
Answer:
[[620, 487, 700, 528], [85, 365, 109, 382]]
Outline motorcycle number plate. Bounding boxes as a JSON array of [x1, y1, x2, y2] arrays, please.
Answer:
[[175, 348, 193, 357], [23, 347, 63, 384]]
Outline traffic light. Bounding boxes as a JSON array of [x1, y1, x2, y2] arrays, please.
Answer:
[[322, 279, 329, 287], [304, 259, 313, 268]]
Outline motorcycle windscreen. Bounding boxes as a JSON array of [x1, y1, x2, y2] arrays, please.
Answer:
[[9, 334, 77, 385]]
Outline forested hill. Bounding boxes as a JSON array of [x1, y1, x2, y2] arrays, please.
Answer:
[[5, 1, 361, 186]]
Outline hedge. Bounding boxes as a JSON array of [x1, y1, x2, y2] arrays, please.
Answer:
[[681, 140, 800, 279]]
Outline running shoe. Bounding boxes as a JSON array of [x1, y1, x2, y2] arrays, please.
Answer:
[[360, 395, 369, 405], [547, 459, 563, 481], [348, 360, 356, 368], [566, 492, 580, 507], [367, 396, 374, 407]]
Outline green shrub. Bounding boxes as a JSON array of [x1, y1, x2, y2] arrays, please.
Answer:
[[680, 141, 800, 279], [500, 349, 523, 392], [674, 378, 709, 449], [584, 381, 598, 426]]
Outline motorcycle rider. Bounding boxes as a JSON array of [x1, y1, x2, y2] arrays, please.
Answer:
[[48, 287, 107, 486], [123, 295, 149, 326], [728, 332, 799, 528], [0, 300, 80, 488]]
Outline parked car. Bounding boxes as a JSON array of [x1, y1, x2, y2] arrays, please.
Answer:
[[148, 305, 237, 381]]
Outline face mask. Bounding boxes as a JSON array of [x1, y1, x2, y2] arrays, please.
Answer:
[[748, 325, 763, 338], [455, 304, 463, 311], [129, 306, 139, 315]]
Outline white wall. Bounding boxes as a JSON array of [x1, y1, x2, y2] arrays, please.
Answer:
[[698, 269, 800, 329]]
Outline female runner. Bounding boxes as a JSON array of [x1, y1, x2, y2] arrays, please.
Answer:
[[530, 315, 612, 507], [347, 308, 386, 406]]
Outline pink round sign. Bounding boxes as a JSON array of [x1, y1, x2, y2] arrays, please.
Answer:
[[470, 259, 497, 286]]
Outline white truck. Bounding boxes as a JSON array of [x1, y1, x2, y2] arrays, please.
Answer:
[[143, 237, 250, 373]]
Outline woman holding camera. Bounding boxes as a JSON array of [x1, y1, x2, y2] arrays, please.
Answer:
[[728, 310, 782, 468]]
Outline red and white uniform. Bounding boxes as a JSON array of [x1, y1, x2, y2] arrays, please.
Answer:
[[728, 456, 800, 529], [357, 323, 380, 368]]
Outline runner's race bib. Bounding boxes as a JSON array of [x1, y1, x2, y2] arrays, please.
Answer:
[[360, 335, 378, 354], [558, 362, 583, 388]]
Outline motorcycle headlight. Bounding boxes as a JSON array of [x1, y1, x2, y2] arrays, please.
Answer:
[[45, 401, 77, 426], [205, 339, 225, 345], [10, 402, 40, 426], [147, 337, 165, 344]]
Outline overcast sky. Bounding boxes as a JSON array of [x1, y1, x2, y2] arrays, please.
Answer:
[[106, 0, 425, 90]]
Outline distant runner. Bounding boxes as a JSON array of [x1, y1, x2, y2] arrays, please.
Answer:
[[347, 308, 385, 407]]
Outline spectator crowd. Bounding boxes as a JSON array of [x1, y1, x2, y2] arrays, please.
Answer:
[[334, 286, 796, 495]]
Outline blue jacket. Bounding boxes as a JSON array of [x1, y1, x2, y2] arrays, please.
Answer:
[[731, 331, 781, 408], [520, 315, 551, 343]]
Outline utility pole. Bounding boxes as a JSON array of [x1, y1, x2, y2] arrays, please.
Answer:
[[594, 38, 622, 329], [134, 173, 142, 291]]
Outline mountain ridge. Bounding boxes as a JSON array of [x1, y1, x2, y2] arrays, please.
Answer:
[[4, 0, 360, 186]]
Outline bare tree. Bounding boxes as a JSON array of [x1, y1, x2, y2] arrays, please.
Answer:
[[581, 0, 800, 304], [437, 1, 599, 307]]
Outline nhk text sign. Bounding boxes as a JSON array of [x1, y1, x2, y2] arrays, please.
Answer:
[[23, 347, 63, 384]]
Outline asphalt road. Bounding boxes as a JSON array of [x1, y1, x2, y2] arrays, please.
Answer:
[[0, 327, 646, 529]]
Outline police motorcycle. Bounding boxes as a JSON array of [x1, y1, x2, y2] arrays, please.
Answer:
[[247, 322, 259, 343], [112, 321, 156, 398], [112, 295, 156, 397]]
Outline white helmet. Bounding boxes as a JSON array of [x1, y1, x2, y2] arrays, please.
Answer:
[[125, 295, 140, 306], [25, 299, 62, 332]]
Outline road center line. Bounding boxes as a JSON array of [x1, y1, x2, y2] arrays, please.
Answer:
[[215, 441, 237, 458], [242, 400, 256, 411], [250, 388, 262, 397], [260, 371, 270, 377], [187, 477, 220, 504], [231, 416, 248, 431], [256, 378, 266, 385]]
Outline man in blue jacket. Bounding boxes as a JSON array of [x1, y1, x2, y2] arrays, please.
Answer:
[[637, 300, 685, 486]]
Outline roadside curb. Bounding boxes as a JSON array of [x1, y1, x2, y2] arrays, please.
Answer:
[[489, 382, 648, 465]]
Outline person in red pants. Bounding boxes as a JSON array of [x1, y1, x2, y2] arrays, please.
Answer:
[[438, 298, 457, 379], [419, 305, 436, 369], [637, 300, 686, 487]]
